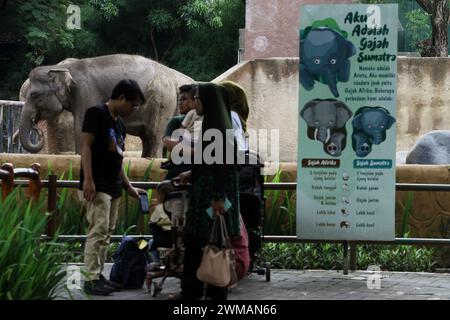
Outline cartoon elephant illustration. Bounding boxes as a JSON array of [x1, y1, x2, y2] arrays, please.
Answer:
[[300, 27, 356, 97], [352, 107, 396, 145], [300, 99, 352, 157], [351, 107, 395, 157]]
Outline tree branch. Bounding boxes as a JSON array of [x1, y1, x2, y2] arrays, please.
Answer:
[[160, 37, 176, 64], [416, 0, 433, 14], [149, 28, 159, 61]]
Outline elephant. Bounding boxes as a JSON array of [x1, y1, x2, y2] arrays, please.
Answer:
[[406, 130, 450, 164], [351, 106, 395, 157], [300, 27, 356, 97], [352, 107, 395, 145], [18, 54, 193, 157], [300, 98, 352, 157]]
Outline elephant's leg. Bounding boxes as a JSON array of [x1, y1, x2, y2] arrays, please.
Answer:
[[338, 60, 351, 82], [300, 64, 315, 90], [140, 135, 151, 158], [73, 114, 82, 154]]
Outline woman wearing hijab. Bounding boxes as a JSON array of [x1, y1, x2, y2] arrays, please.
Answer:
[[220, 81, 250, 152], [171, 82, 240, 300]]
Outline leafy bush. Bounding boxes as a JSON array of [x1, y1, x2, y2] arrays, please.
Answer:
[[0, 190, 68, 300], [263, 242, 435, 272]]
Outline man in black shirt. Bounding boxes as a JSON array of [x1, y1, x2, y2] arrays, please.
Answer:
[[79, 79, 146, 295]]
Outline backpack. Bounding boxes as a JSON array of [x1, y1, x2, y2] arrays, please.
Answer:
[[110, 236, 149, 289]]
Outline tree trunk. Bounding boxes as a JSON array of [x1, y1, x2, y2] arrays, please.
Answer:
[[431, 0, 449, 57]]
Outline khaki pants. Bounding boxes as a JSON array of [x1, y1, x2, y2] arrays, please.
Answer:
[[79, 191, 120, 281]]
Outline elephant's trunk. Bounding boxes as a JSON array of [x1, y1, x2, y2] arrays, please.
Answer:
[[314, 128, 331, 143], [18, 104, 44, 153], [324, 69, 339, 98], [370, 134, 383, 145]]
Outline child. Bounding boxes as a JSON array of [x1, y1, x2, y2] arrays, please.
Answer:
[[180, 108, 203, 148], [148, 180, 175, 266]]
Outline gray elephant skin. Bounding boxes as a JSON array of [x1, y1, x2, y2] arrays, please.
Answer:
[[406, 131, 450, 164], [300, 99, 352, 157], [18, 54, 193, 157], [351, 106, 395, 157], [300, 27, 356, 97]]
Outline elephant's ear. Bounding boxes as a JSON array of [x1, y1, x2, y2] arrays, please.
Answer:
[[48, 68, 76, 95], [385, 114, 396, 130], [19, 79, 31, 102], [300, 100, 319, 127], [352, 114, 363, 130], [345, 40, 357, 58], [335, 101, 352, 128]]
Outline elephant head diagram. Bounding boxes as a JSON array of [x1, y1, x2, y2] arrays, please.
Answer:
[[300, 21, 356, 98], [300, 99, 353, 157], [352, 107, 396, 157]]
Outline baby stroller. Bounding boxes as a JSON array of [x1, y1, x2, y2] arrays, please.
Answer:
[[238, 150, 270, 281], [145, 180, 189, 297]]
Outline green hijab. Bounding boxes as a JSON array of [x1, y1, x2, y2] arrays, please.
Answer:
[[219, 81, 250, 132]]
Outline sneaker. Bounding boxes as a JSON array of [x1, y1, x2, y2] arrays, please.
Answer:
[[84, 280, 114, 296], [99, 274, 123, 291]]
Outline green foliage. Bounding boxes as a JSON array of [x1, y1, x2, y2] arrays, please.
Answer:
[[405, 8, 432, 51], [0, 0, 244, 99], [263, 170, 296, 235], [399, 192, 414, 237], [263, 242, 435, 272], [0, 189, 68, 299]]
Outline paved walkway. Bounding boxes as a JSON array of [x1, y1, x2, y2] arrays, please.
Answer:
[[61, 263, 450, 300]]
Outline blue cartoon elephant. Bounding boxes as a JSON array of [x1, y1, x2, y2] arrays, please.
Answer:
[[300, 26, 356, 97], [352, 107, 396, 157]]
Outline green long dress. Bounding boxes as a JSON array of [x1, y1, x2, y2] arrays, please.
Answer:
[[184, 82, 240, 239]]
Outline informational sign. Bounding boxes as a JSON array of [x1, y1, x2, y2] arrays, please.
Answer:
[[297, 4, 398, 241]]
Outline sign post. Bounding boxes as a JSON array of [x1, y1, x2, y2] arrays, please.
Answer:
[[297, 4, 398, 243]]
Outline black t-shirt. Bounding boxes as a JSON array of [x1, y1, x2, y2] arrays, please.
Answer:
[[79, 104, 126, 198]]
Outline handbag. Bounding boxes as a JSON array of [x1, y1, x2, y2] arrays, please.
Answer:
[[196, 214, 238, 287]]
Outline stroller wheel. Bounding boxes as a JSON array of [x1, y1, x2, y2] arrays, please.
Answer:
[[265, 262, 271, 282], [152, 282, 162, 298]]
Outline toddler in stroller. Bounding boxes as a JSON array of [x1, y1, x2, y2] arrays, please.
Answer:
[[145, 178, 189, 297]]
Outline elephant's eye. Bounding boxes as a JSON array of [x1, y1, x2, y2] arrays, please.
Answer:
[[314, 58, 321, 65], [367, 124, 372, 129], [330, 58, 337, 65], [380, 125, 385, 129]]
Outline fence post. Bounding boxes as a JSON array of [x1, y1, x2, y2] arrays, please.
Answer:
[[343, 241, 349, 275], [1, 163, 14, 200], [350, 242, 357, 271], [47, 175, 58, 237], [29, 163, 42, 202]]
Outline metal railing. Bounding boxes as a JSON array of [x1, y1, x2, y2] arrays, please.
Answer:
[[0, 100, 25, 153], [7, 176, 450, 274]]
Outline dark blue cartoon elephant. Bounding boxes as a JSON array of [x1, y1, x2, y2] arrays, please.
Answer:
[[300, 27, 356, 97], [352, 107, 396, 157]]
